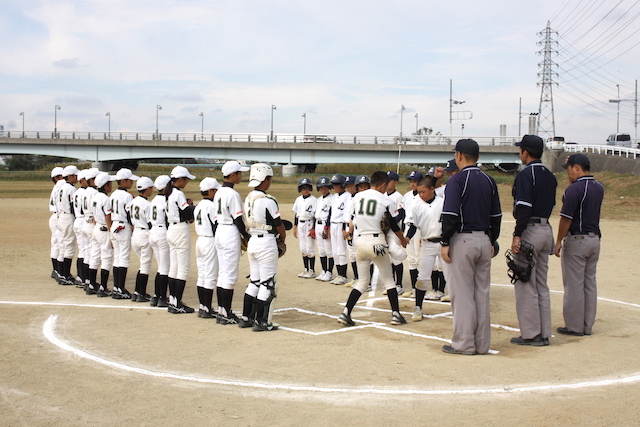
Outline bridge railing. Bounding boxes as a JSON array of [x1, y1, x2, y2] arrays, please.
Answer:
[[1, 130, 519, 146], [564, 144, 640, 159]]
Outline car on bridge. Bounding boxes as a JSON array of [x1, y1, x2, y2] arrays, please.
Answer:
[[606, 133, 632, 147], [303, 135, 334, 143]]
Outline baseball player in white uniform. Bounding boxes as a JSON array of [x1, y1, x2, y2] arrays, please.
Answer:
[[329, 174, 350, 285], [314, 176, 334, 281], [338, 171, 410, 327], [149, 175, 171, 307], [386, 171, 406, 290], [193, 177, 221, 319], [342, 175, 358, 286], [89, 172, 118, 297], [166, 166, 196, 314], [72, 170, 88, 287], [404, 175, 445, 321], [238, 164, 287, 331], [433, 159, 458, 302], [214, 161, 251, 324], [56, 165, 79, 285], [110, 168, 140, 299], [80, 169, 99, 293], [401, 170, 423, 297], [129, 177, 155, 302], [49, 167, 64, 281], [292, 177, 317, 278]]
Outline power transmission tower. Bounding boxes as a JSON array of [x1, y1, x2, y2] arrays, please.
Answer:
[[536, 21, 558, 140]]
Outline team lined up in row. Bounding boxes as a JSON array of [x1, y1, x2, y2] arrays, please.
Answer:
[[48, 161, 286, 331]]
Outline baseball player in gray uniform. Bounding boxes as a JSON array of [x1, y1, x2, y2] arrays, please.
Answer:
[[129, 177, 155, 302], [329, 174, 350, 285], [338, 171, 410, 327], [149, 175, 171, 307], [89, 172, 118, 296], [56, 165, 79, 285], [214, 161, 251, 324], [194, 177, 221, 318], [440, 139, 502, 355], [314, 176, 334, 281], [555, 154, 604, 337], [110, 168, 140, 299], [510, 135, 557, 346], [49, 167, 64, 281], [166, 166, 196, 314], [292, 177, 317, 278], [239, 164, 287, 331]]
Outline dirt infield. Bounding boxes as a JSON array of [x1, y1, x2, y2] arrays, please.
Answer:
[[1, 197, 640, 426]]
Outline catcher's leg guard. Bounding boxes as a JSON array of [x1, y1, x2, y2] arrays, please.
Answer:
[[242, 281, 260, 322], [254, 275, 278, 330]]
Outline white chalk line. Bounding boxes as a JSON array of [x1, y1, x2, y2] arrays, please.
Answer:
[[42, 314, 640, 396]]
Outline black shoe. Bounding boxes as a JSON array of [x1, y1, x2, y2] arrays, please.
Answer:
[[169, 303, 194, 314], [59, 276, 75, 286], [442, 345, 476, 356], [252, 320, 279, 332], [237, 317, 253, 328], [85, 286, 97, 296], [131, 293, 138, 302], [557, 327, 584, 337], [198, 309, 216, 318], [75, 278, 84, 288], [217, 313, 239, 325], [542, 337, 550, 346], [337, 313, 355, 327], [390, 312, 407, 325], [96, 288, 111, 297], [134, 293, 150, 303], [156, 297, 169, 308], [149, 296, 158, 306], [510, 335, 545, 346], [112, 290, 132, 300]]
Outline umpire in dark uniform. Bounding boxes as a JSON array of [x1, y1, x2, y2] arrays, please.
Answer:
[[440, 139, 502, 355], [510, 135, 557, 346], [555, 154, 604, 337]]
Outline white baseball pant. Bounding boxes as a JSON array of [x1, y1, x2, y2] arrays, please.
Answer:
[[330, 222, 347, 265], [57, 213, 76, 260], [196, 236, 218, 290], [110, 222, 132, 268], [416, 241, 441, 291], [90, 226, 113, 271], [353, 234, 395, 293], [132, 228, 153, 275], [49, 213, 59, 259], [315, 222, 332, 257], [149, 227, 170, 276], [74, 217, 87, 260], [166, 222, 191, 281], [297, 220, 315, 257], [215, 224, 241, 290]]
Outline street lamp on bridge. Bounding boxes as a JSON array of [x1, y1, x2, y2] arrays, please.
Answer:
[[54, 105, 61, 138], [302, 113, 306, 135], [156, 105, 162, 140], [19, 112, 24, 138], [270, 105, 277, 141], [414, 113, 418, 133], [106, 112, 110, 139], [199, 112, 204, 140]]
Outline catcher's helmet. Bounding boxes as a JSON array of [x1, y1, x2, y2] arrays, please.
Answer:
[[330, 173, 346, 186], [297, 177, 312, 191], [316, 176, 332, 190], [248, 163, 273, 188]]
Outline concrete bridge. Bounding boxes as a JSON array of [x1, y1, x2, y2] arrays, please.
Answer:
[[0, 133, 521, 168]]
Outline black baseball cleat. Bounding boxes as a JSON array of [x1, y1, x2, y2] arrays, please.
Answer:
[[390, 312, 407, 325], [510, 335, 545, 346], [96, 288, 111, 297], [134, 294, 150, 303], [169, 304, 195, 314], [216, 313, 239, 325], [198, 309, 216, 318], [156, 297, 169, 308], [149, 296, 158, 307], [337, 313, 355, 327], [252, 321, 279, 332], [237, 317, 253, 328]]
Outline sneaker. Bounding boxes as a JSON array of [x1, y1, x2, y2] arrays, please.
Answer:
[[425, 290, 439, 301], [435, 291, 445, 300], [390, 312, 407, 325], [412, 307, 423, 322], [442, 345, 475, 356], [332, 276, 349, 286], [149, 296, 159, 307], [217, 313, 239, 325], [131, 293, 138, 302], [156, 297, 169, 308], [252, 320, 279, 332], [298, 270, 308, 278], [51, 270, 57, 279], [112, 290, 132, 300], [136, 294, 150, 303], [344, 278, 354, 287], [59, 276, 75, 286], [382, 289, 387, 295], [315, 271, 325, 281], [75, 278, 84, 288], [337, 312, 355, 327], [402, 289, 414, 298], [440, 294, 451, 303], [237, 317, 253, 328], [169, 304, 194, 314], [198, 309, 216, 318], [85, 285, 97, 296], [303, 270, 316, 279], [96, 287, 110, 297], [396, 286, 406, 296]]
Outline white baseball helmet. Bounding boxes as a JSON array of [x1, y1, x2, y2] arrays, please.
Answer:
[[248, 163, 273, 188]]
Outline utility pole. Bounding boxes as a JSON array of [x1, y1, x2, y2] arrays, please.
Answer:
[[536, 21, 558, 140]]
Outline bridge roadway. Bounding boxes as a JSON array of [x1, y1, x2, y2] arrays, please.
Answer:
[[0, 136, 520, 165]]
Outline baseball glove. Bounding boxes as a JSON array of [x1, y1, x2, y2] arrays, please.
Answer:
[[505, 240, 535, 284], [276, 235, 287, 258]]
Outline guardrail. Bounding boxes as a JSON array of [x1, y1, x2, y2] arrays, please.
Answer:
[[0, 131, 519, 147], [564, 144, 640, 159]]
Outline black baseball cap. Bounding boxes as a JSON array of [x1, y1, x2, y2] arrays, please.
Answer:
[[386, 171, 400, 181], [444, 158, 458, 172], [408, 170, 424, 181], [516, 135, 544, 152], [454, 139, 479, 156], [562, 153, 590, 168]]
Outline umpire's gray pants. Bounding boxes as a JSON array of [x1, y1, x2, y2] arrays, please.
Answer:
[[561, 234, 600, 335], [514, 223, 554, 339], [448, 231, 492, 354]]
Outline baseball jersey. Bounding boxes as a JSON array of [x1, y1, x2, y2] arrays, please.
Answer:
[[560, 175, 604, 234], [407, 196, 444, 240], [292, 194, 316, 222], [92, 191, 112, 225], [512, 160, 557, 236], [330, 191, 350, 224], [350, 189, 398, 236], [110, 188, 133, 223], [435, 185, 445, 198], [343, 193, 355, 225], [50, 180, 65, 213], [402, 190, 419, 225], [73, 186, 86, 219], [150, 194, 168, 228], [386, 189, 403, 211], [245, 190, 280, 235], [213, 185, 244, 225], [315, 194, 333, 223], [82, 186, 98, 220], [194, 198, 217, 236], [129, 196, 152, 229], [166, 188, 190, 223], [57, 182, 77, 214]]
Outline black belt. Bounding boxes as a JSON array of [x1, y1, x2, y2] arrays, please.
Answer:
[[459, 230, 489, 235], [317, 220, 325, 225], [299, 219, 310, 223], [427, 238, 442, 243], [372, 233, 379, 237], [568, 231, 597, 236], [136, 227, 147, 230]]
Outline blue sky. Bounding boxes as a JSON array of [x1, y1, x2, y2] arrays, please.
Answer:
[[1, 0, 639, 144]]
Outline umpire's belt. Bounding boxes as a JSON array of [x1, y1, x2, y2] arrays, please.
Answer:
[[528, 217, 549, 225], [459, 230, 489, 235], [567, 231, 598, 236]]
